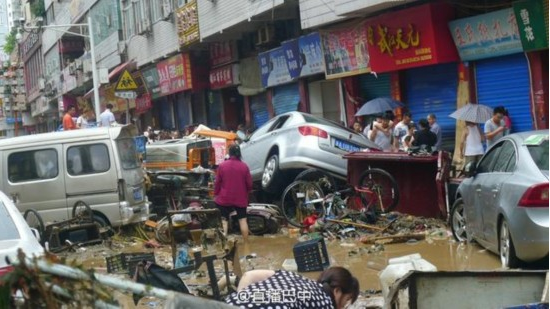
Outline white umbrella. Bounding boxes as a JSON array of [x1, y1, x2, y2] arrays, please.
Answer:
[[449, 103, 493, 124]]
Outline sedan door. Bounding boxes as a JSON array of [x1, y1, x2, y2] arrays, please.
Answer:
[[466, 143, 502, 242], [480, 140, 516, 245]]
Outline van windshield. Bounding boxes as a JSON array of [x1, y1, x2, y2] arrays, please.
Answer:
[[116, 138, 140, 169]]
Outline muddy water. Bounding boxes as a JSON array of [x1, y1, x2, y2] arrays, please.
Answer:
[[68, 231, 502, 307], [237, 234, 502, 291]]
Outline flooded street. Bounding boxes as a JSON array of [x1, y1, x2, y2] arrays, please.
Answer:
[[69, 228, 502, 293]]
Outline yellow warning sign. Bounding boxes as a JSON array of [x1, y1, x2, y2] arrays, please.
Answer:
[[115, 70, 138, 91]]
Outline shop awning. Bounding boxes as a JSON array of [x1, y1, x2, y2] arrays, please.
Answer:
[[108, 60, 136, 80]]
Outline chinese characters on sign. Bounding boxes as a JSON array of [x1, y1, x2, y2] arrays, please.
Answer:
[[157, 54, 193, 96], [236, 289, 312, 304], [449, 8, 523, 61], [176, 1, 199, 47], [320, 21, 371, 79], [513, 0, 549, 51], [365, 3, 458, 72], [258, 48, 294, 88], [210, 41, 238, 67], [209, 64, 240, 89]]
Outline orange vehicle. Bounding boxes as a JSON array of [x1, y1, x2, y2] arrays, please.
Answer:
[[193, 130, 238, 165], [144, 138, 216, 171]]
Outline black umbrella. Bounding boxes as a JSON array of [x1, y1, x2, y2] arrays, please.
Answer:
[[355, 97, 404, 116]]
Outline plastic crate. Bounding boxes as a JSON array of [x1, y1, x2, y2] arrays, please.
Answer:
[[292, 238, 330, 272], [106, 252, 156, 274]]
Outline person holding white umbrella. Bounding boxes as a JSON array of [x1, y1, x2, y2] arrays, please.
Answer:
[[460, 121, 485, 167]]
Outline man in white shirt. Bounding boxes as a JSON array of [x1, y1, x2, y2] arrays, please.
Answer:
[[393, 112, 412, 151], [369, 116, 393, 152], [99, 103, 115, 127]]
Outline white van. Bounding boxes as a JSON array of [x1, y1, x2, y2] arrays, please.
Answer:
[[0, 125, 148, 227]]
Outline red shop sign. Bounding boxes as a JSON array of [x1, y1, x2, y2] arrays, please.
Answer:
[[209, 64, 240, 89], [210, 41, 238, 68], [157, 53, 193, 96], [364, 3, 459, 73], [135, 93, 152, 113]]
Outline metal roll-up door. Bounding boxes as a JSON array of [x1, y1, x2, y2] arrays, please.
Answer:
[[250, 93, 269, 129], [405, 62, 458, 151], [475, 53, 532, 133], [359, 72, 391, 101], [158, 97, 174, 130], [273, 83, 300, 115], [175, 93, 191, 130]]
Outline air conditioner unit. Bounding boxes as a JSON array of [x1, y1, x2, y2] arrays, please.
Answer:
[[256, 25, 274, 45], [38, 78, 45, 90]]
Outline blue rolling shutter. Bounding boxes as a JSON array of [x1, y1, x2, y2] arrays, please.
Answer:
[[273, 83, 300, 115], [250, 93, 269, 129], [405, 63, 458, 151], [475, 53, 532, 133], [359, 72, 391, 101]]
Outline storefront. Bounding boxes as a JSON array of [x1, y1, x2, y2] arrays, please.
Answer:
[[258, 47, 300, 117], [140, 53, 194, 131], [364, 3, 460, 150], [209, 62, 243, 130], [449, 5, 545, 133], [238, 56, 268, 128]]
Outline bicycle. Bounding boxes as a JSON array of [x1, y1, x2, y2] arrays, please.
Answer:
[[281, 168, 399, 228]]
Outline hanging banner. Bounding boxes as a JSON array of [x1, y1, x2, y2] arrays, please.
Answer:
[[297, 32, 325, 77], [209, 64, 240, 89], [258, 47, 294, 88], [281, 39, 301, 79], [210, 41, 238, 68], [365, 3, 459, 73], [157, 53, 193, 96], [281, 32, 325, 79], [320, 21, 371, 79], [176, 1, 199, 47], [513, 0, 549, 51], [449, 8, 522, 61]]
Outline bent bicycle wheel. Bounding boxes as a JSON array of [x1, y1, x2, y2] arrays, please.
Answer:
[[24, 209, 45, 241], [72, 200, 94, 223], [358, 168, 399, 214], [294, 168, 338, 195], [281, 181, 325, 228]]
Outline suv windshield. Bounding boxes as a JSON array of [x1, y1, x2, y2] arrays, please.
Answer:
[[117, 138, 140, 169], [527, 140, 549, 170], [0, 201, 20, 241]]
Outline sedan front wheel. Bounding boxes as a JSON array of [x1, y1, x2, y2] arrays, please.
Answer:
[[261, 154, 283, 193], [450, 198, 468, 242]]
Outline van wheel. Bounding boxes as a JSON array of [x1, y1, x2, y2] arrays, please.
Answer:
[[72, 201, 93, 223], [93, 214, 109, 227]]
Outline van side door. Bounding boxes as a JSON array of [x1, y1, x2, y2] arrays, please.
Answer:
[[63, 141, 119, 219], [4, 145, 68, 222]]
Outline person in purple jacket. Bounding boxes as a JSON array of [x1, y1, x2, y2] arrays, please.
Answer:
[[214, 144, 253, 242]]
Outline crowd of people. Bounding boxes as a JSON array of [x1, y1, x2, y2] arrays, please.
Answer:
[[352, 106, 511, 164]]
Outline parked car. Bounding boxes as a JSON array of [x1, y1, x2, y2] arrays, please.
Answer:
[[451, 130, 549, 268], [239, 112, 380, 193], [0, 190, 44, 277]]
